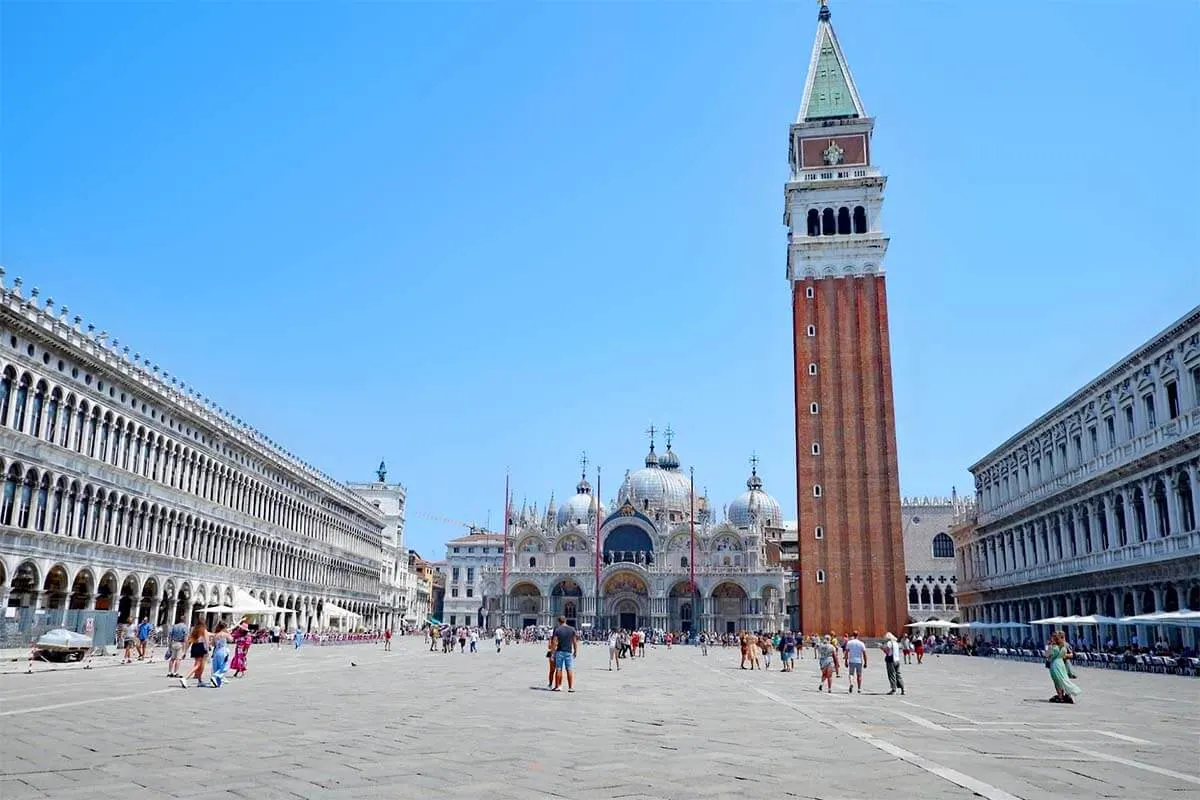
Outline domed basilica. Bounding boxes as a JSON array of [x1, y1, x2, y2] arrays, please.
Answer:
[[481, 428, 787, 634]]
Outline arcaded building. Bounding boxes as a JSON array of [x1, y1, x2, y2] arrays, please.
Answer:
[[955, 306, 1200, 647], [785, 4, 906, 636], [0, 273, 387, 630]]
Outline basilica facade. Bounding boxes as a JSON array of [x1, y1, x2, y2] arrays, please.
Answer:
[[482, 433, 787, 634]]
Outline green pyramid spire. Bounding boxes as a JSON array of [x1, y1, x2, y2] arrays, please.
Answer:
[[798, 6, 866, 122]]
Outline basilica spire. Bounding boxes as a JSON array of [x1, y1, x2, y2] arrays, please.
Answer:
[[797, 1, 867, 122]]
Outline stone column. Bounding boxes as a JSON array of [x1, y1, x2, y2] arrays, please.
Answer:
[[1102, 494, 1117, 550], [1142, 479, 1160, 540], [1188, 465, 1200, 530], [1165, 473, 1181, 537]]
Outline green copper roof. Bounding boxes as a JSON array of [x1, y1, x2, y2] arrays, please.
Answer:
[[804, 28, 859, 121]]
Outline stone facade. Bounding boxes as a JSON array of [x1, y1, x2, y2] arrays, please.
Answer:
[[405, 550, 434, 626], [955, 306, 1200, 648], [440, 532, 503, 628], [0, 272, 387, 630], [785, 5, 906, 637], [347, 469, 408, 631], [481, 436, 787, 634], [901, 496, 970, 623]]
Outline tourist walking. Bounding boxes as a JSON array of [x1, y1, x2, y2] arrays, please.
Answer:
[[181, 621, 209, 688], [383, 628, 393, 651], [230, 618, 251, 678], [209, 622, 233, 687], [293, 627, 304, 650], [607, 629, 621, 671], [816, 635, 836, 692], [699, 632, 708, 656], [781, 631, 796, 672], [883, 632, 905, 695], [1046, 631, 1081, 704], [550, 616, 578, 692], [136, 617, 153, 660], [845, 631, 867, 693], [901, 635, 913, 665], [469, 630, 478, 653], [166, 617, 188, 678]]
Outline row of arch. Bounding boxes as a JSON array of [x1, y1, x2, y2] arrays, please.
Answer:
[[965, 464, 1199, 582], [0, 457, 377, 595], [805, 206, 868, 237], [907, 583, 957, 608], [1, 557, 379, 629], [977, 353, 1199, 514], [0, 362, 380, 560]]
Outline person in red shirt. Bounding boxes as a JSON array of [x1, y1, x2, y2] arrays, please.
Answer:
[[383, 628, 393, 652]]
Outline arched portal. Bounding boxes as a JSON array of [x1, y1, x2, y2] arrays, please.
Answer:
[[550, 579, 583, 627], [69, 569, 95, 610], [9, 560, 40, 608], [711, 582, 748, 635], [603, 571, 649, 631], [509, 582, 542, 629], [669, 580, 695, 634], [42, 565, 70, 611]]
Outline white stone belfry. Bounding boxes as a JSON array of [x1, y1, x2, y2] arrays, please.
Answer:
[[784, 4, 889, 282]]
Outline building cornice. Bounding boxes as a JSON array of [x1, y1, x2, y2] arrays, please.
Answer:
[[969, 305, 1200, 474], [0, 272, 381, 521]]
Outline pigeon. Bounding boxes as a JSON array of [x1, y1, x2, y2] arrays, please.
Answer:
[[350, 661, 358, 667]]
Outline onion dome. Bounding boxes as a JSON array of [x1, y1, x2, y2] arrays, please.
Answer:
[[557, 471, 601, 527], [728, 458, 783, 528]]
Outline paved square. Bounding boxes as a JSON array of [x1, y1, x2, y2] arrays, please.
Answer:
[[0, 639, 1197, 799]]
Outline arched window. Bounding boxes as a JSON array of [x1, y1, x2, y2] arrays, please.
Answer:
[[920, 585, 931, 605], [568, 556, 576, 568], [908, 585, 918, 604], [1, 465, 21, 525], [806, 209, 820, 236], [30, 382, 46, 438], [528, 557, 536, 568], [837, 207, 851, 235], [0, 367, 13, 426], [46, 389, 60, 443], [12, 374, 30, 432], [931, 533, 954, 558], [944, 586, 955, 605], [815, 569, 826, 583], [932, 585, 943, 605], [822, 208, 836, 236], [852, 206, 867, 233]]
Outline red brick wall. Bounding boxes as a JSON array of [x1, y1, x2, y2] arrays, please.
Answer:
[[792, 275, 906, 637]]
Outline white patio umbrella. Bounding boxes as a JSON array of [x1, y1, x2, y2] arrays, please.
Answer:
[[1029, 616, 1069, 625], [1064, 615, 1126, 625], [1120, 610, 1200, 627], [905, 620, 955, 629], [205, 604, 237, 614]]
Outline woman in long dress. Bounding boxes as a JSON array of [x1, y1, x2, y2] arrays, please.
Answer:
[[1046, 630, 1081, 703], [230, 617, 251, 677]]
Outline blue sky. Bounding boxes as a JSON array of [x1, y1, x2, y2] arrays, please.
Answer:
[[3, 2, 1197, 558]]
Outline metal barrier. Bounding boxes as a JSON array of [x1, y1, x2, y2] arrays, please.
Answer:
[[0, 608, 118, 655]]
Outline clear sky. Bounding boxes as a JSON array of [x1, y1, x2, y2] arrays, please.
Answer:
[[3, 2, 1197, 559]]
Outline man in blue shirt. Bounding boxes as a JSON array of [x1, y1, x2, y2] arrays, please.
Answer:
[[550, 616, 578, 693], [136, 618, 153, 661]]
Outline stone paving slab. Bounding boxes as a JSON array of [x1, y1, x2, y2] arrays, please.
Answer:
[[0, 639, 1197, 799]]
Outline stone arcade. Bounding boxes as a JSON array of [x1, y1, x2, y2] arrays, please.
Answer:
[[0, 272, 389, 632]]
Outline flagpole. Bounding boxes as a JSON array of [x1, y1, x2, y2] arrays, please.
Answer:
[[594, 465, 602, 630], [690, 466, 697, 637], [501, 471, 510, 629]]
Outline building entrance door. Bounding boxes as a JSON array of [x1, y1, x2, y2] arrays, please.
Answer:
[[726, 620, 736, 634], [523, 617, 536, 629], [619, 612, 637, 631]]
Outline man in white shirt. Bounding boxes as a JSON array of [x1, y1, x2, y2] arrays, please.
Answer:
[[494, 626, 505, 653], [844, 630, 868, 693], [883, 632, 905, 695], [607, 630, 621, 671]]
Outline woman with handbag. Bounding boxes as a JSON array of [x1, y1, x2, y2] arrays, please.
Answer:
[[1045, 630, 1081, 704], [180, 621, 210, 689]]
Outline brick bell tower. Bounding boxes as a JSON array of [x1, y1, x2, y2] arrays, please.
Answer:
[[786, 1, 906, 637]]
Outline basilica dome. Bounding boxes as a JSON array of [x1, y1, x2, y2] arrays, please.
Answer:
[[557, 476, 603, 528], [619, 444, 692, 515], [728, 466, 783, 528]]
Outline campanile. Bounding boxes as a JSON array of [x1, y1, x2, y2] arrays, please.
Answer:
[[785, 2, 906, 636]]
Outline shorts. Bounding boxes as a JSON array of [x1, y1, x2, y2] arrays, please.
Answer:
[[123, 638, 136, 648], [780, 651, 792, 662], [554, 651, 574, 670], [848, 663, 863, 676], [170, 642, 184, 659], [189, 643, 208, 659]]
